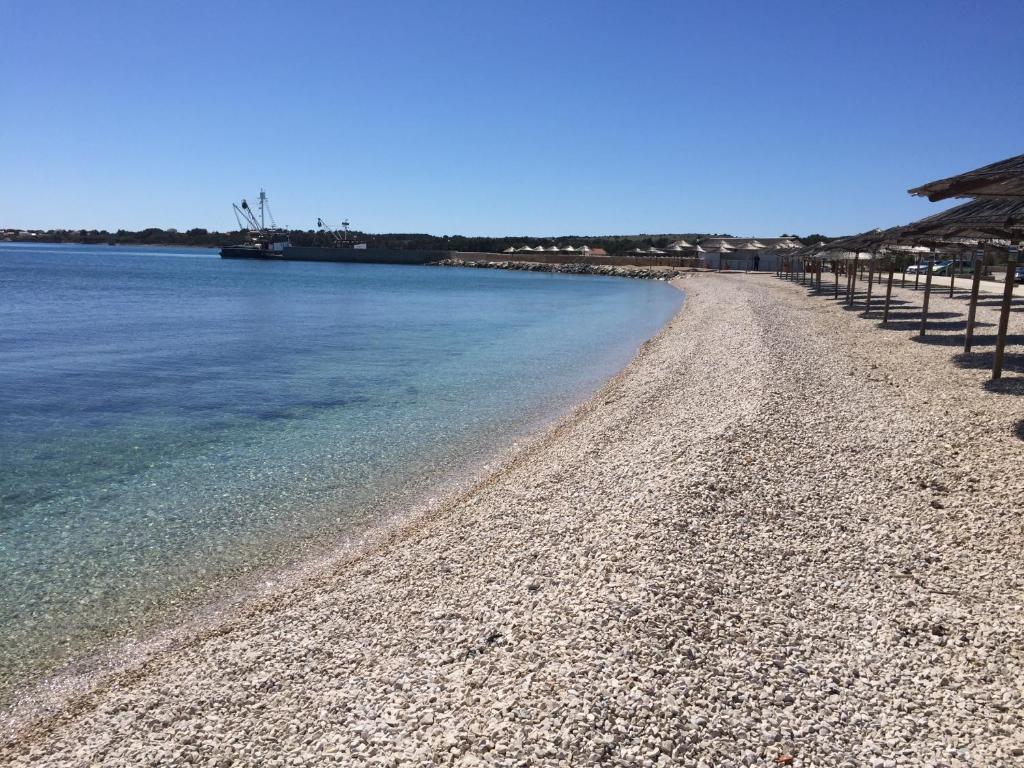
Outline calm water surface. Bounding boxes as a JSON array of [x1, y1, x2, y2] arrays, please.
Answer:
[[0, 243, 682, 699]]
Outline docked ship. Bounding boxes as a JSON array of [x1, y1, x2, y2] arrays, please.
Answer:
[[219, 190, 292, 259], [219, 191, 449, 266]]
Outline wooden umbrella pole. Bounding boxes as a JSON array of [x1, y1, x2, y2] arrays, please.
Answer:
[[901, 260, 906, 288], [914, 255, 921, 290], [882, 265, 895, 324], [992, 257, 1018, 380], [864, 258, 875, 315], [920, 260, 934, 336], [948, 256, 957, 298], [834, 262, 839, 299], [850, 257, 859, 306], [963, 261, 983, 354]]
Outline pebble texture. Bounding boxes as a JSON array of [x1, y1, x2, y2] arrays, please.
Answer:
[[3, 273, 1022, 767]]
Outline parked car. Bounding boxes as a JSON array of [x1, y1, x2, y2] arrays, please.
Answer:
[[1015, 265, 1024, 283], [905, 262, 929, 274], [931, 260, 956, 275]]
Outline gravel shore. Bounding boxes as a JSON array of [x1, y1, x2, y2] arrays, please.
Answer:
[[3, 273, 1022, 767]]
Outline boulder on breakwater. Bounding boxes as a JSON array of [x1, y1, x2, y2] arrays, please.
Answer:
[[434, 258, 688, 280]]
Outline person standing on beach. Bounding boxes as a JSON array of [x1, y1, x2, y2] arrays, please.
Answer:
[[753, 254, 761, 271]]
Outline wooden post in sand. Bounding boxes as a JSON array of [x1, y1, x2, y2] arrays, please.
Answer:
[[914, 255, 922, 290], [963, 261, 983, 354], [845, 260, 854, 305], [919, 259, 935, 336], [850, 257, 859, 306], [864, 258, 876, 316], [992, 254, 1018, 380], [834, 261, 840, 299], [948, 256, 958, 298], [882, 265, 895, 324]]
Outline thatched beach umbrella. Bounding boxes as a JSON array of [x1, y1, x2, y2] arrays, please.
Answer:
[[899, 197, 1024, 241], [908, 156, 1024, 376], [715, 243, 735, 271], [908, 153, 1024, 201], [898, 197, 1024, 365]]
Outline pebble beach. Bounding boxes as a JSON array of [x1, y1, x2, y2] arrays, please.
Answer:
[[3, 272, 1023, 767]]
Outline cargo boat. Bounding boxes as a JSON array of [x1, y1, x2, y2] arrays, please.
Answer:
[[220, 190, 291, 259], [220, 192, 446, 265]]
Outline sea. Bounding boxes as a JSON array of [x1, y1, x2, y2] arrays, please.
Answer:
[[0, 242, 682, 702]]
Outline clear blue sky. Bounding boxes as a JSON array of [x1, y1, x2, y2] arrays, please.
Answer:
[[2, 0, 1022, 237]]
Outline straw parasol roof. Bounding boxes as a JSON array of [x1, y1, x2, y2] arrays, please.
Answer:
[[908, 153, 1024, 201], [819, 228, 901, 257], [671, 239, 693, 248], [898, 197, 1024, 241]]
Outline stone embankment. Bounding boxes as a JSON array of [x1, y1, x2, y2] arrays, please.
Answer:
[[3, 274, 1022, 766], [436, 258, 687, 279]]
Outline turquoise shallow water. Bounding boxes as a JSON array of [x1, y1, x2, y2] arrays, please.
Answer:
[[0, 243, 682, 699]]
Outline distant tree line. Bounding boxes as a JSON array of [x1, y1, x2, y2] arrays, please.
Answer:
[[5, 228, 249, 247], [6, 228, 837, 253]]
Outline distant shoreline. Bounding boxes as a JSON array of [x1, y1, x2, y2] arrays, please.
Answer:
[[2, 240, 220, 250]]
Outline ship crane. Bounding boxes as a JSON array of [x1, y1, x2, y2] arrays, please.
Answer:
[[233, 189, 277, 234], [225, 189, 291, 256], [317, 217, 351, 246]]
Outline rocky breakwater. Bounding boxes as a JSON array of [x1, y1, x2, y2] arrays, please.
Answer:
[[3, 274, 1022, 766], [436, 258, 686, 279]]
